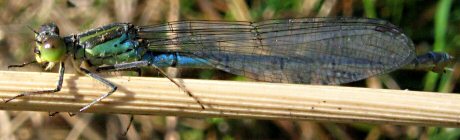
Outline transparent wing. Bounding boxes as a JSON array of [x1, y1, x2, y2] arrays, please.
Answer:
[[137, 17, 416, 85]]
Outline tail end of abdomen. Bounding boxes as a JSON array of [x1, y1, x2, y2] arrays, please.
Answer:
[[407, 52, 454, 73]]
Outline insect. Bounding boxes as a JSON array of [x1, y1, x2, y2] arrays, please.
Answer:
[[5, 17, 453, 112]]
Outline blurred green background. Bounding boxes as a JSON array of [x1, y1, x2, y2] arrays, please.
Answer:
[[0, 0, 459, 139]]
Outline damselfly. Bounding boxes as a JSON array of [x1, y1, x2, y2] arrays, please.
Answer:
[[5, 17, 453, 112]]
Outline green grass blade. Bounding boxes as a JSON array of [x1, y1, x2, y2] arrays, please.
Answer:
[[424, 0, 453, 92]]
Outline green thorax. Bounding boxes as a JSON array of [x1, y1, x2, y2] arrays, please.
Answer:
[[69, 23, 145, 66]]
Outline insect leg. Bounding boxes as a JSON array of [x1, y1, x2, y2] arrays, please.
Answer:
[[96, 61, 149, 72], [148, 63, 206, 109], [78, 67, 117, 112], [4, 62, 65, 103], [122, 115, 134, 136], [7, 60, 37, 69], [96, 61, 206, 109]]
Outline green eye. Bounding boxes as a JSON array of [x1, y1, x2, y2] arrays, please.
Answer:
[[35, 36, 67, 63]]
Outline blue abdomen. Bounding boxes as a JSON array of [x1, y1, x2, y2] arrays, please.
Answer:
[[142, 52, 211, 68]]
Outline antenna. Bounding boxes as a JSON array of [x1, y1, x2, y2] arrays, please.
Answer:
[[27, 25, 38, 35]]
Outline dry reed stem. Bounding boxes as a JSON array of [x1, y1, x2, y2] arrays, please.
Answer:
[[0, 71, 459, 127]]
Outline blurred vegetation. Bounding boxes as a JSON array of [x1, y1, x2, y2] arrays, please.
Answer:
[[0, 0, 459, 139]]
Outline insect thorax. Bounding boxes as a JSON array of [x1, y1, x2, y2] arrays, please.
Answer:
[[72, 23, 144, 66]]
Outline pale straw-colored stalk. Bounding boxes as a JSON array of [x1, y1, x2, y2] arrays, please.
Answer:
[[0, 71, 459, 127]]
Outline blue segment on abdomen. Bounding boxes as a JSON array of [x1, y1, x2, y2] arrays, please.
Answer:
[[142, 52, 211, 68]]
